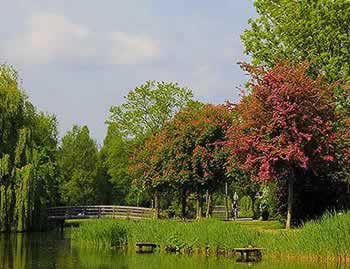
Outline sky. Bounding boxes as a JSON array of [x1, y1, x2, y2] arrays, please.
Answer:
[[0, 1, 256, 144]]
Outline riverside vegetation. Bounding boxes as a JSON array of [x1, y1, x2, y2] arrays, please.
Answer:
[[71, 211, 350, 262]]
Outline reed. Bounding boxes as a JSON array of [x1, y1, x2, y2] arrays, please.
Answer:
[[72, 218, 259, 252], [71, 219, 128, 249], [71, 211, 350, 260], [260, 212, 350, 260]]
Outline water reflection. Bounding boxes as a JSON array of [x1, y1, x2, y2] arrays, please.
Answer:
[[0, 232, 349, 269]]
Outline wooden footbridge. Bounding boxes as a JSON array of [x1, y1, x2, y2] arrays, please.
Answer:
[[48, 205, 155, 229]]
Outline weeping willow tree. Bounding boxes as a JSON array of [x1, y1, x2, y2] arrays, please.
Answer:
[[0, 64, 59, 232]]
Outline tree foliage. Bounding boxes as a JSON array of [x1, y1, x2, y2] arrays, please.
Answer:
[[0, 64, 59, 232], [242, 0, 350, 82], [335, 85, 350, 184], [227, 62, 337, 180], [105, 81, 195, 207], [130, 103, 233, 217], [108, 81, 194, 141], [97, 123, 133, 205], [226, 62, 339, 227], [58, 125, 98, 205], [166, 104, 232, 195]]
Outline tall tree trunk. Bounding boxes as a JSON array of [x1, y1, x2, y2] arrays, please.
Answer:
[[196, 193, 203, 220], [154, 193, 160, 219], [205, 192, 212, 218], [181, 188, 187, 219], [251, 196, 257, 220], [286, 173, 295, 229], [224, 182, 229, 220]]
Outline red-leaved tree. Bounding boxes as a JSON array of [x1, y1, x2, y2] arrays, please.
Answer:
[[166, 104, 232, 218], [226, 62, 337, 228], [130, 103, 233, 219], [129, 128, 169, 218]]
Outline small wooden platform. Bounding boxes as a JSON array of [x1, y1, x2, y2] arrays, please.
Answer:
[[234, 247, 263, 262], [136, 242, 159, 253]]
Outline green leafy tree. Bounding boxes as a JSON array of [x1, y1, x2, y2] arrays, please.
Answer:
[[58, 125, 98, 205], [241, 0, 350, 82], [108, 81, 194, 141], [104, 81, 194, 206], [242, 0, 350, 217], [0, 64, 59, 232], [97, 123, 133, 205]]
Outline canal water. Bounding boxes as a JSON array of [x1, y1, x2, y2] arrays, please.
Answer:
[[0, 232, 349, 269]]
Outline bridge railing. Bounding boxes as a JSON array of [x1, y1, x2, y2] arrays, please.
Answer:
[[212, 205, 228, 219], [48, 205, 155, 220]]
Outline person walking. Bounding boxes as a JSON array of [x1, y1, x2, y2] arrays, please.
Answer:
[[231, 192, 239, 220]]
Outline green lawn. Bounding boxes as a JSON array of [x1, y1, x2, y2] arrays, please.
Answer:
[[236, 220, 284, 232]]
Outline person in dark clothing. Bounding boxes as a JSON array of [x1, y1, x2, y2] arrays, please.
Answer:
[[231, 201, 238, 219]]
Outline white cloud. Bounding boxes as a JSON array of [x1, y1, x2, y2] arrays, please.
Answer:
[[109, 32, 160, 64], [1, 12, 160, 65]]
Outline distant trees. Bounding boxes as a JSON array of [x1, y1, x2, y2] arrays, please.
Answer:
[[58, 125, 98, 205], [0, 64, 59, 232], [53, 81, 196, 209], [97, 123, 132, 205]]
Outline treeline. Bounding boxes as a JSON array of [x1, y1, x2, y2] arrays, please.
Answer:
[[1, 0, 350, 232], [2, 62, 347, 231], [57, 81, 194, 207], [126, 0, 350, 228], [130, 62, 350, 229]]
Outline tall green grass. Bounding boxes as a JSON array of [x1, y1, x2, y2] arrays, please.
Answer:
[[71, 212, 350, 260], [72, 218, 259, 253], [71, 219, 128, 249], [260, 212, 350, 260]]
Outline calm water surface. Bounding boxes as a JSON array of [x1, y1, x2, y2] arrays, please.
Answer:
[[0, 232, 349, 269]]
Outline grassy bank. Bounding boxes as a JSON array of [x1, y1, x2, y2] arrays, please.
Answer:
[[71, 212, 350, 261], [261, 213, 350, 261], [71, 218, 260, 253]]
